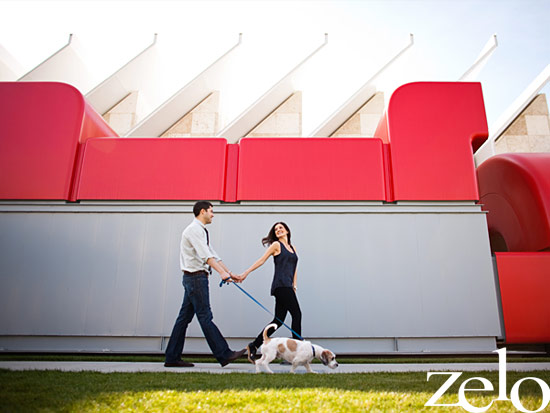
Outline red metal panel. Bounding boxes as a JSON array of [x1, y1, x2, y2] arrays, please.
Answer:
[[224, 144, 239, 203], [495, 252, 550, 343], [237, 138, 386, 201], [76, 138, 227, 200], [0, 82, 116, 200], [478, 153, 550, 252], [382, 144, 394, 203], [375, 82, 488, 201]]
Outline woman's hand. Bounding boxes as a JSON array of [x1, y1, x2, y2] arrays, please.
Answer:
[[230, 272, 243, 283]]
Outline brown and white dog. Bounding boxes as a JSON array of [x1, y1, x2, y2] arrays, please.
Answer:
[[255, 323, 338, 373]]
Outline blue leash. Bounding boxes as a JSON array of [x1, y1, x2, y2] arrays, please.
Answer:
[[220, 278, 304, 340]]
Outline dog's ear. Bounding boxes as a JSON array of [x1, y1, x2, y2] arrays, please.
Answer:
[[321, 350, 331, 366]]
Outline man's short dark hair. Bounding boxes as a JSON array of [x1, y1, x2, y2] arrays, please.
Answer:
[[193, 201, 213, 217]]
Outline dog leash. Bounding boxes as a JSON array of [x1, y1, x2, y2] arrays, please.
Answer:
[[220, 278, 304, 341]]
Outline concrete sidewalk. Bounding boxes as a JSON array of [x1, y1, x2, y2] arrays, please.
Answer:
[[1, 361, 550, 374]]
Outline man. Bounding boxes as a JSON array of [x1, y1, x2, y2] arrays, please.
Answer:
[[164, 201, 246, 367]]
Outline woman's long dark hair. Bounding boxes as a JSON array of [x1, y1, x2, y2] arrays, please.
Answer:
[[262, 222, 292, 247]]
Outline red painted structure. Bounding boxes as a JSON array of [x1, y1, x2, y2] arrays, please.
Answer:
[[495, 253, 550, 343], [374, 82, 488, 201], [237, 138, 386, 200], [77, 138, 228, 200], [0, 81, 489, 203], [477, 153, 550, 344], [0, 82, 117, 201], [478, 153, 550, 252]]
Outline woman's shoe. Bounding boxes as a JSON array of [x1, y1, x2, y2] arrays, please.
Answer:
[[246, 343, 257, 364]]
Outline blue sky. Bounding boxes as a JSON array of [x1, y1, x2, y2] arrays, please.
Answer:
[[1, 0, 549, 131]]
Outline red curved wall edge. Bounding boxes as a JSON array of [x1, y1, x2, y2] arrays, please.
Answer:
[[0, 82, 115, 200], [478, 153, 550, 252]]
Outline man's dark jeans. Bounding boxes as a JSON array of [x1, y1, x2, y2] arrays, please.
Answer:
[[165, 273, 232, 363]]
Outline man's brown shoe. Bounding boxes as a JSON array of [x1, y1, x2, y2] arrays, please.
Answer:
[[164, 360, 194, 367], [220, 349, 247, 367]]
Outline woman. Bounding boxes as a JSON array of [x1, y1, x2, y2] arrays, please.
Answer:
[[237, 222, 302, 364]]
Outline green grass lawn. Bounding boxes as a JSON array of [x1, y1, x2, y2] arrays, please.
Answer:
[[1, 369, 549, 412]]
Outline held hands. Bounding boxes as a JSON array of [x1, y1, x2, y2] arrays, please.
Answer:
[[219, 270, 248, 284], [222, 271, 248, 283], [229, 272, 247, 283], [222, 271, 244, 283], [234, 272, 249, 283]]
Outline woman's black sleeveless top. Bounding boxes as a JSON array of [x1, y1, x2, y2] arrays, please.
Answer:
[[270, 242, 298, 295]]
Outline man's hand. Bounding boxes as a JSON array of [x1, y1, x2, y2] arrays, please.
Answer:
[[220, 271, 233, 283]]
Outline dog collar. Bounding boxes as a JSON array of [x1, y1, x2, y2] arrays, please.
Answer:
[[312, 345, 316, 358]]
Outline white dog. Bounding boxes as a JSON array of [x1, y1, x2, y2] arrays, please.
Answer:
[[254, 324, 338, 373]]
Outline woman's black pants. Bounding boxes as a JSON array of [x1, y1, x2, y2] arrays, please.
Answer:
[[251, 287, 302, 349]]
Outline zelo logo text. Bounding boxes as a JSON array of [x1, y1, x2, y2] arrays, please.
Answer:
[[425, 348, 549, 413]]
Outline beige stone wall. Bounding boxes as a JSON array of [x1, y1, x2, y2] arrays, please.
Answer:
[[103, 91, 139, 135], [162, 91, 220, 137], [331, 92, 385, 137], [495, 93, 550, 153], [246, 92, 302, 137]]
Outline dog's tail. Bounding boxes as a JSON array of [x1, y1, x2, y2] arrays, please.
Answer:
[[262, 323, 278, 344]]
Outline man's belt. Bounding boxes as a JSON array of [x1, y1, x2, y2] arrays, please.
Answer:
[[183, 270, 209, 276]]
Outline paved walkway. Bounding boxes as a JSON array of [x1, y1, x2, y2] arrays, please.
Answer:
[[1, 361, 550, 374]]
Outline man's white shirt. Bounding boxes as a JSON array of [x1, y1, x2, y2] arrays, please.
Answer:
[[180, 218, 221, 272]]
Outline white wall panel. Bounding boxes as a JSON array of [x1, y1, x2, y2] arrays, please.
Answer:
[[0, 202, 501, 353]]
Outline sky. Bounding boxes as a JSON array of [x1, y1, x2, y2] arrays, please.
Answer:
[[1, 0, 549, 133]]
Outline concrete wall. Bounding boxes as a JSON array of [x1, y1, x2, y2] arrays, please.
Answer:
[[0, 201, 502, 354], [331, 92, 385, 138], [161, 91, 220, 137], [103, 91, 139, 135], [246, 92, 302, 137], [495, 93, 550, 154]]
